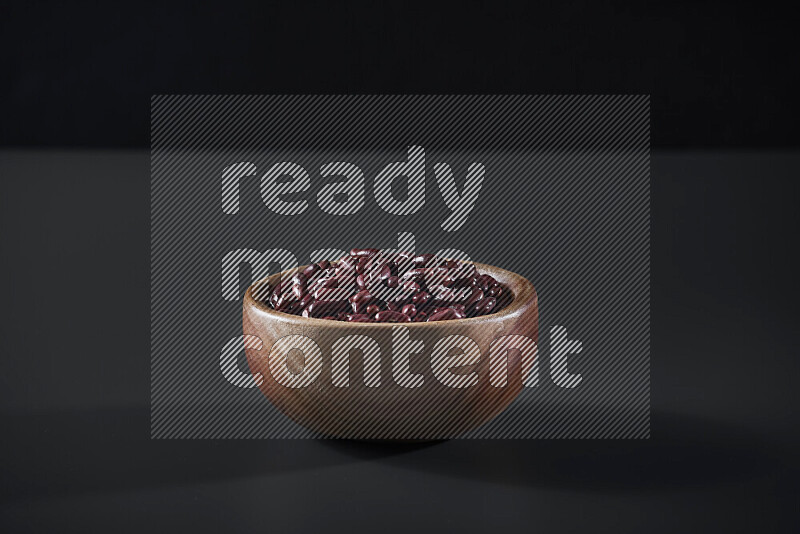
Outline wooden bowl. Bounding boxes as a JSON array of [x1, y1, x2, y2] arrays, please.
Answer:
[[243, 261, 537, 439]]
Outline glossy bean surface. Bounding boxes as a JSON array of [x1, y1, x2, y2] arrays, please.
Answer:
[[263, 249, 512, 321]]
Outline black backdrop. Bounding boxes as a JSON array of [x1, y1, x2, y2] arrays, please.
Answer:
[[1, 2, 799, 533], [1, 0, 797, 148]]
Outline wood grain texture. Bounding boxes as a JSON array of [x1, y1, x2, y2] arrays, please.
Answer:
[[243, 262, 538, 439]]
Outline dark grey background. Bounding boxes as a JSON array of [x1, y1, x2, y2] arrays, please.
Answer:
[[2, 150, 797, 531], [2, 1, 798, 148], [1, 1, 799, 532]]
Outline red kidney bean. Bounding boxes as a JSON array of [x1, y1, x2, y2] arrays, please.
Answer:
[[272, 292, 293, 310], [298, 293, 314, 309], [412, 291, 432, 306], [433, 266, 453, 286], [355, 257, 370, 275], [270, 290, 284, 309], [413, 253, 434, 266], [394, 255, 416, 272], [291, 274, 307, 300], [302, 263, 320, 278], [350, 248, 380, 257], [478, 274, 497, 293], [465, 288, 484, 310], [473, 297, 497, 316], [302, 300, 343, 318], [401, 267, 429, 281], [430, 284, 470, 304], [375, 310, 412, 323], [309, 276, 338, 293], [265, 253, 510, 322], [313, 287, 341, 300], [278, 300, 304, 314], [401, 279, 420, 293], [401, 304, 417, 318], [454, 261, 477, 278], [427, 308, 458, 322], [349, 289, 372, 311], [356, 274, 368, 290], [269, 277, 292, 306]]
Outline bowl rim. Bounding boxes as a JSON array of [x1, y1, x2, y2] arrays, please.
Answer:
[[244, 260, 537, 328]]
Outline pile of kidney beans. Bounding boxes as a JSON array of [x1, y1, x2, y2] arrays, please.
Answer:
[[264, 248, 511, 322]]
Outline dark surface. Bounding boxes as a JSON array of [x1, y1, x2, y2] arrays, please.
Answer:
[[0, 150, 798, 532], [2, 1, 799, 148]]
